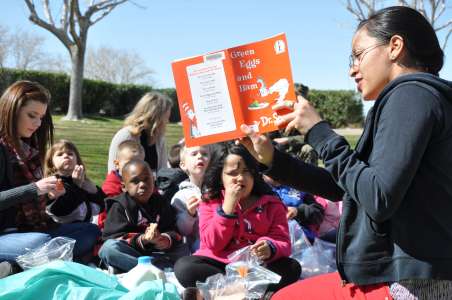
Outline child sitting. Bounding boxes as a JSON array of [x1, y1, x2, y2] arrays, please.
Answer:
[[263, 174, 324, 242], [99, 159, 189, 272], [102, 140, 145, 198], [156, 142, 188, 202], [171, 144, 212, 253], [44, 140, 105, 224], [174, 143, 301, 296]]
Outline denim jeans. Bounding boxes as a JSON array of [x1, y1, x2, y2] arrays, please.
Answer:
[[0, 222, 101, 262], [99, 239, 190, 272]]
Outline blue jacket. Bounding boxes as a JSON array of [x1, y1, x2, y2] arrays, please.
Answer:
[[266, 73, 452, 285]]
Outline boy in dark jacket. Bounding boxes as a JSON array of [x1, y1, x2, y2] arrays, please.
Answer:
[[99, 159, 189, 272]]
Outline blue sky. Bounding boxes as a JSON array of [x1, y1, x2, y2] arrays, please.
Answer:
[[1, 1, 451, 112]]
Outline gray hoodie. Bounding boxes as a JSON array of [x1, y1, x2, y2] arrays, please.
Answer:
[[170, 180, 201, 252]]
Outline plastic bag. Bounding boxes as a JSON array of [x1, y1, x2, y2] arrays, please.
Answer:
[[288, 220, 311, 255], [197, 246, 281, 299], [0, 260, 180, 300], [289, 220, 337, 278], [16, 236, 76, 270]]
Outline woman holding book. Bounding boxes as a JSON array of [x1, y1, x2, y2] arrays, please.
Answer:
[[107, 91, 172, 174], [240, 6, 452, 299]]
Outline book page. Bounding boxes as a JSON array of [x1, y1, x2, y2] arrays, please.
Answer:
[[186, 57, 236, 136], [229, 34, 295, 134]]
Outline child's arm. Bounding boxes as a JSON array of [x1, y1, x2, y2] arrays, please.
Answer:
[[85, 185, 106, 212], [199, 200, 236, 252], [171, 192, 199, 236], [156, 198, 183, 247], [81, 178, 99, 194], [46, 182, 83, 217], [255, 199, 291, 262], [102, 201, 147, 251], [72, 165, 98, 194]]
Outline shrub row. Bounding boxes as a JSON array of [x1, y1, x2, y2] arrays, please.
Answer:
[[0, 68, 362, 126]]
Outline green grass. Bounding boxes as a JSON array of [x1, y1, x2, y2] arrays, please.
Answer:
[[53, 115, 183, 185], [53, 115, 359, 186], [344, 135, 360, 149]]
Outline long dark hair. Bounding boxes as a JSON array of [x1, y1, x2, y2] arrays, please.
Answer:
[[201, 142, 273, 201], [358, 6, 443, 75], [0, 80, 54, 161]]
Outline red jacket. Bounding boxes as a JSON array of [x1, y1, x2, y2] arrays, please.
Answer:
[[195, 194, 291, 263], [102, 171, 122, 198]]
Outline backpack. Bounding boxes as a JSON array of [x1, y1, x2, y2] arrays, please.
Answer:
[[156, 168, 188, 202]]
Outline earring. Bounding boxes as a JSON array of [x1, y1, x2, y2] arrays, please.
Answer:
[[390, 55, 396, 60]]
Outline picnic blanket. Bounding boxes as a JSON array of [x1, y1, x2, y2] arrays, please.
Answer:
[[0, 260, 180, 300]]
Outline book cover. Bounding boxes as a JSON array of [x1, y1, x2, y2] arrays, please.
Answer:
[[172, 33, 296, 147]]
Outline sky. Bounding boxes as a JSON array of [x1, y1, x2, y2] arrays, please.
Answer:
[[1, 1, 451, 113]]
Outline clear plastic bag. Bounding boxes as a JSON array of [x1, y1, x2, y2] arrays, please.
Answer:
[[16, 236, 76, 270], [197, 246, 281, 299], [288, 220, 337, 279]]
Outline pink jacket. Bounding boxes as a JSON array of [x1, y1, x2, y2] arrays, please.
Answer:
[[314, 195, 342, 236], [195, 194, 291, 264]]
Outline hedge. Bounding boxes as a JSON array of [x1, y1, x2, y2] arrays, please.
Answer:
[[309, 89, 363, 128], [0, 68, 362, 127]]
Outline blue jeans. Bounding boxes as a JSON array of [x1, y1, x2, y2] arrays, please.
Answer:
[[99, 239, 190, 272], [0, 222, 101, 262]]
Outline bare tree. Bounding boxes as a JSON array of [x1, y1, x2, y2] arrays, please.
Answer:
[[10, 28, 46, 70], [0, 24, 9, 68], [24, 0, 131, 120], [38, 53, 70, 73], [85, 46, 153, 84], [344, 0, 452, 49]]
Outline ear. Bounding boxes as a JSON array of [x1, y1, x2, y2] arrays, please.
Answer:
[[388, 35, 404, 61], [114, 159, 120, 169], [179, 160, 187, 172], [121, 181, 126, 193]]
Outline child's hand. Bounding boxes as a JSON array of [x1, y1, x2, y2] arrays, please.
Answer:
[[222, 183, 242, 214], [153, 235, 171, 250], [187, 196, 201, 217], [287, 207, 298, 219], [72, 165, 85, 187], [143, 223, 159, 242], [250, 240, 272, 261]]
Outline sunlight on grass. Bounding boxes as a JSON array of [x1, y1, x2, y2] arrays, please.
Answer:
[[53, 115, 359, 185]]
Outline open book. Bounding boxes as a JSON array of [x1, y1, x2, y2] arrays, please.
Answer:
[[172, 33, 296, 147]]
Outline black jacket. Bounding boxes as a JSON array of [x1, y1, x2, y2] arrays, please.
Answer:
[[0, 144, 39, 232], [266, 73, 452, 285], [102, 192, 181, 254], [46, 176, 106, 222]]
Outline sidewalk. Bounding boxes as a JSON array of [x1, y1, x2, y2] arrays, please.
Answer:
[[333, 128, 363, 135]]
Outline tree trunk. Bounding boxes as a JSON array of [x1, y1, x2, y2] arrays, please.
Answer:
[[64, 45, 85, 120]]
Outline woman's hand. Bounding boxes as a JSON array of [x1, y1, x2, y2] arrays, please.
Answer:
[[251, 240, 272, 261], [35, 176, 58, 195], [72, 165, 85, 188], [48, 186, 66, 200], [238, 124, 275, 166], [273, 95, 323, 135]]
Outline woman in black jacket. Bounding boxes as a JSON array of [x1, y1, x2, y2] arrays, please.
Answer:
[[241, 6, 452, 300], [0, 81, 100, 275]]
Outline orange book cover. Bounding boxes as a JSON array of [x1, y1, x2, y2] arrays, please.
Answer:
[[172, 33, 296, 147]]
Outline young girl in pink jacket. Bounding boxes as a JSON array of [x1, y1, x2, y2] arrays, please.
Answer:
[[174, 143, 301, 295]]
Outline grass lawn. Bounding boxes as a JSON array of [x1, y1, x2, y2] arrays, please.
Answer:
[[53, 115, 359, 186]]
